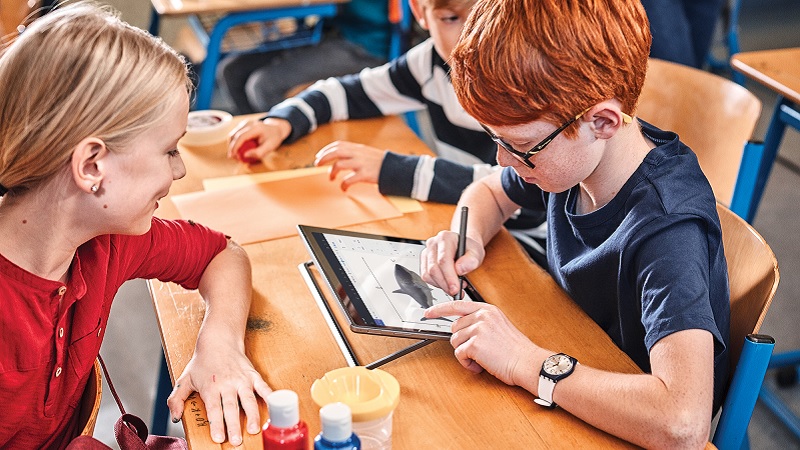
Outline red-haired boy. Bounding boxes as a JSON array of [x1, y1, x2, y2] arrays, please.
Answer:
[[421, 0, 729, 448]]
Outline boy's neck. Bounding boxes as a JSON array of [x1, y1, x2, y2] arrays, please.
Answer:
[[576, 121, 655, 215]]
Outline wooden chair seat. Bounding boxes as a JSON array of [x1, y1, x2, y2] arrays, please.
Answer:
[[717, 204, 778, 366]]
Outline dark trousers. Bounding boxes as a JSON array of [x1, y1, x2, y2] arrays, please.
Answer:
[[217, 37, 385, 114], [641, 0, 727, 68]]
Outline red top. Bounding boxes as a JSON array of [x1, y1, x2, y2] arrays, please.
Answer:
[[0, 218, 227, 449]]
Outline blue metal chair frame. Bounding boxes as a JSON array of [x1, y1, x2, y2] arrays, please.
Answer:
[[388, 0, 421, 136], [758, 350, 800, 439], [149, 5, 339, 111], [707, 0, 746, 86], [185, 15, 327, 62], [729, 97, 800, 223], [713, 334, 775, 450]]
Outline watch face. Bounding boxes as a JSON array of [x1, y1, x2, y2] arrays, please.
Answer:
[[543, 354, 574, 376]]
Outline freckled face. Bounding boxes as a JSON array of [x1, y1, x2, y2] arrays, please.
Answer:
[[98, 88, 189, 235], [489, 121, 600, 193]]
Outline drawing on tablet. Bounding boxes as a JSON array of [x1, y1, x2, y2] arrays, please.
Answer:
[[298, 225, 484, 339], [331, 234, 466, 330], [392, 264, 433, 308]]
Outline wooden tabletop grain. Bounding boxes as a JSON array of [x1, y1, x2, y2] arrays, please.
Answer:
[[731, 47, 800, 104]]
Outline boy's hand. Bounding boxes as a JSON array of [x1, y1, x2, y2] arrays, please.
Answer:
[[314, 141, 387, 191], [424, 301, 538, 387], [420, 230, 484, 297], [227, 117, 291, 162]]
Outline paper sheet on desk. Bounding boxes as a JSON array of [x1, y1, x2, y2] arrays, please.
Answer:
[[201, 166, 424, 213], [172, 171, 403, 244]]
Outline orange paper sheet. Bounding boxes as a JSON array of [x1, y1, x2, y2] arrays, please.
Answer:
[[171, 171, 402, 244]]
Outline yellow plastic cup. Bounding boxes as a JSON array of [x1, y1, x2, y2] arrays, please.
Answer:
[[311, 367, 400, 450]]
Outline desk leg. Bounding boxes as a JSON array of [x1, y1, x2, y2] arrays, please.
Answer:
[[743, 96, 798, 222]]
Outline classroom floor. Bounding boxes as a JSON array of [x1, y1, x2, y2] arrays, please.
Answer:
[[93, 0, 800, 448]]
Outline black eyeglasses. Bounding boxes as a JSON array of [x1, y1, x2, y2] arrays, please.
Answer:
[[481, 108, 632, 169]]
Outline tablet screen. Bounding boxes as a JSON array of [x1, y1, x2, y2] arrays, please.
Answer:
[[298, 225, 484, 339]]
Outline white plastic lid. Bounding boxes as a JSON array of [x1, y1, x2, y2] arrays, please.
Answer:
[[320, 402, 352, 442], [267, 390, 300, 428]]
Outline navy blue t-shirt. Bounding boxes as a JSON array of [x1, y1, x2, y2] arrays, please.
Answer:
[[501, 120, 730, 411]]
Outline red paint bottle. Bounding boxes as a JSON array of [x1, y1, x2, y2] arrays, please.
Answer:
[[263, 390, 309, 450]]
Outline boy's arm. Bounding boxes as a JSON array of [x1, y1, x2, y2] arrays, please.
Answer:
[[427, 297, 715, 450], [266, 40, 434, 143], [379, 152, 497, 204], [555, 330, 714, 449]]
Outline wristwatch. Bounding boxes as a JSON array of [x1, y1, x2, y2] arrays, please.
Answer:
[[534, 353, 578, 408]]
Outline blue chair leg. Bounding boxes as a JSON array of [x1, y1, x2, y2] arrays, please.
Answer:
[[759, 383, 800, 438], [713, 335, 774, 450], [151, 353, 172, 435], [757, 350, 800, 440]]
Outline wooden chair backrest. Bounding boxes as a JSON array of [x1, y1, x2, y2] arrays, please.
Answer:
[[717, 203, 779, 369], [638, 58, 762, 206], [77, 358, 103, 436]]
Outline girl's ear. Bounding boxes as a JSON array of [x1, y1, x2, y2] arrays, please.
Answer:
[[585, 101, 630, 140], [70, 137, 108, 194], [409, 0, 429, 30]]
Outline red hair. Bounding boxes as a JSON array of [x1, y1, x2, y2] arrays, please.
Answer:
[[451, 0, 651, 136]]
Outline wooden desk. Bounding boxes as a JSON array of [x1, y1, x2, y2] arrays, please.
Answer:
[[149, 115, 642, 449], [148, 0, 347, 110], [730, 48, 800, 222]]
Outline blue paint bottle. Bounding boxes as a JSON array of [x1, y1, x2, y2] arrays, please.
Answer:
[[314, 403, 361, 450]]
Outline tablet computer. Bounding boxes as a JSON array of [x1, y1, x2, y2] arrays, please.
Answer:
[[298, 225, 485, 340]]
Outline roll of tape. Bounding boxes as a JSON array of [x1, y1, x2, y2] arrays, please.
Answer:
[[180, 110, 234, 147]]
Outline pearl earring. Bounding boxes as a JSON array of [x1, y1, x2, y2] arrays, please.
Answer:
[[91, 185, 98, 193]]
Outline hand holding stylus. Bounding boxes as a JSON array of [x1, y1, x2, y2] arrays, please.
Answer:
[[420, 206, 484, 298]]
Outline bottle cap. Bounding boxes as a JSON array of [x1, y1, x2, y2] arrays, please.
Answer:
[[267, 390, 300, 428], [320, 402, 352, 442]]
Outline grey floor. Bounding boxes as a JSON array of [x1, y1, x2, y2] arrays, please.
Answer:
[[94, 0, 800, 448]]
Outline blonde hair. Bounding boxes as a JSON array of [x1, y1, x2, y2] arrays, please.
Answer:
[[0, 1, 191, 196]]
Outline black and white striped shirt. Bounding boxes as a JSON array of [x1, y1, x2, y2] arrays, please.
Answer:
[[266, 38, 498, 204]]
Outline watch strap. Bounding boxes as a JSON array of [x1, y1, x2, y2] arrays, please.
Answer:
[[534, 375, 557, 408]]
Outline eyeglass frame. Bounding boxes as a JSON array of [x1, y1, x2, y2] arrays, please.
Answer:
[[480, 108, 633, 169]]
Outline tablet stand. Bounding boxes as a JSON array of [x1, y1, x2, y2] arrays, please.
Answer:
[[299, 261, 436, 369]]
